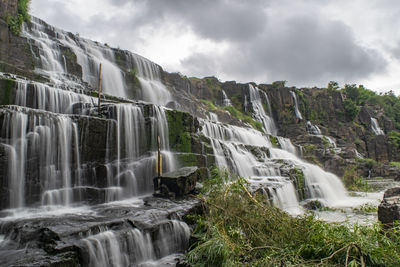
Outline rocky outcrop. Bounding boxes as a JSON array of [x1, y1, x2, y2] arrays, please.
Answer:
[[378, 187, 400, 227], [154, 166, 207, 198]]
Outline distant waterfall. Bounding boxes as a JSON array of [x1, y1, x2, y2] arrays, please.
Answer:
[[371, 118, 384, 135], [248, 84, 277, 135], [290, 91, 303, 120], [306, 121, 321, 135], [221, 90, 232, 106]]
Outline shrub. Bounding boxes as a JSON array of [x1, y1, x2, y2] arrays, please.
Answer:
[[186, 172, 400, 266], [6, 0, 31, 36]]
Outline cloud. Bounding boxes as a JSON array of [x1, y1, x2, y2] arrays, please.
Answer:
[[30, 0, 393, 90], [181, 11, 387, 86]]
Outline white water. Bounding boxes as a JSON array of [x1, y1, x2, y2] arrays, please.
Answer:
[[22, 17, 173, 105], [306, 121, 321, 135], [371, 118, 384, 135], [290, 91, 303, 120], [15, 79, 93, 114], [81, 220, 190, 267], [208, 112, 219, 122], [248, 84, 277, 135], [1, 106, 80, 207], [123, 51, 172, 105], [202, 119, 348, 211], [221, 90, 232, 106], [277, 136, 297, 155]]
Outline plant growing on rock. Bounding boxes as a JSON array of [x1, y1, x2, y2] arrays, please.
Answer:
[[6, 0, 31, 36]]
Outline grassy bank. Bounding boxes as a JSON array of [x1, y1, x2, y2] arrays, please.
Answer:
[[185, 169, 400, 266]]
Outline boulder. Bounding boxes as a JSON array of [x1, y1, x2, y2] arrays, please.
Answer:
[[153, 166, 206, 198], [378, 187, 400, 227]]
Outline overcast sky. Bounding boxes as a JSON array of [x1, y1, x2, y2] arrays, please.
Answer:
[[31, 0, 400, 93]]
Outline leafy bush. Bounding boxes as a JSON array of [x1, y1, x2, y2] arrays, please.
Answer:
[[186, 173, 400, 266], [6, 0, 31, 36], [343, 99, 360, 121], [342, 166, 372, 192]]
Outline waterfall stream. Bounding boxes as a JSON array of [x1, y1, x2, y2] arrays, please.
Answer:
[[0, 14, 378, 266]]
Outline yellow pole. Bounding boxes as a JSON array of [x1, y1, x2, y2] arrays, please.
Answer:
[[98, 63, 102, 113]]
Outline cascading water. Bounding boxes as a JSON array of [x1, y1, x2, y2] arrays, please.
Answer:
[[0, 106, 80, 208], [201, 119, 348, 211], [248, 84, 277, 135], [15, 79, 93, 114], [23, 17, 127, 98], [123, 52, 173, 105], [80, 221, 190, 267], [221, 90, 232, 106], [306, 121, 321, 135], [290, 91, 303, 120], [371, 117, 384, 135], [22, 17, 173, 105]]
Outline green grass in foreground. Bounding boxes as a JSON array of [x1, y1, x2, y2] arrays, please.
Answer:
[[185, 168, 400, 266]]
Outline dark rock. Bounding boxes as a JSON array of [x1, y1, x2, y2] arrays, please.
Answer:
[[378, 187, 400, 227], [304, 200, 323, 210], [154, 166, 206, 198]]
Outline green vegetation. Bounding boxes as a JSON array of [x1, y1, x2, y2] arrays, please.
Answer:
[[186, 170, 400, 266], [6, 0, 31, 36], [342, 166, 372, 192], [341, 84, 400, 128], [303, 144, 317, 155], [343, 98, 360, 121], [356, 158, 378, 169], [353, 203, 378, 214], [201, 99, 217, 110], [390, 161, 400, 168], [269, 135, 279, 147], [167, 110, 192, 153], [388, 131, 400, 150], [271, 80, 286, 88], [223, 106, 264, 132], [327, 81, 339, 91]]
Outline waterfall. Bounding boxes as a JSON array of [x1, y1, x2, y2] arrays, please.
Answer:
[[290, 91, 303, 120], [105, 103, 176, 197], [248, 84, 277, 135], [202, 119, 348, 209], [306, 121, 321, 135], [371, 118, 384, 135], [80, 221, 190, 267], [277, 136, 297, 155], [22, 17, 173, 103], [123, 52, 172, 105], [0, 106, 80, 207], [208, 112, 219, 122], [221, 90, 232, 106], [15, 80, 93, 114]]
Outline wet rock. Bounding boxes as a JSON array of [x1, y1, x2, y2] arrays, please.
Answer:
[[378, 187, 400, 227], [154, 167, 206, 198], [304, 200, 323, 210]]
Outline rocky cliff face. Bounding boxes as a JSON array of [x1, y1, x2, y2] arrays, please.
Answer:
[[1, 3, 400, 266]]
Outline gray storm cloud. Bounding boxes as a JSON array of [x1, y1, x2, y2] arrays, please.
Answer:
[[32, 0, 390, 87]]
